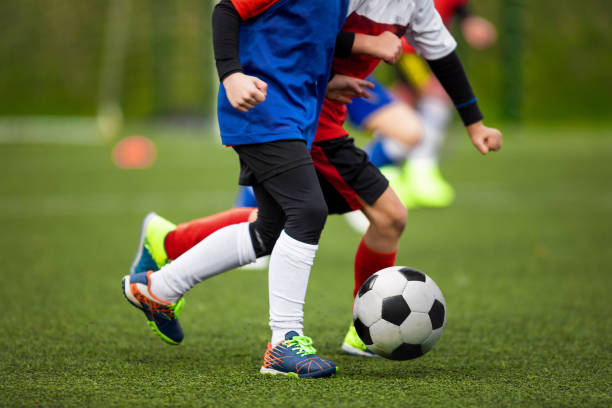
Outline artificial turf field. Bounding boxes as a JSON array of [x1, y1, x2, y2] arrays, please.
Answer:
[[0, 123, 610, 407]]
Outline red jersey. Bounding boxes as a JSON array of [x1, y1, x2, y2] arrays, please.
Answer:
[[434, 0, 468, 27], [316, 11, 408, 142], [230, 0, 279, 20], [315, 0, 456, 142]]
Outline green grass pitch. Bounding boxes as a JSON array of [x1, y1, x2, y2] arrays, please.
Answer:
[[0, 124, 610, 407]]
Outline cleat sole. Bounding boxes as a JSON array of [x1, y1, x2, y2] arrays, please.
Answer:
[[341, 342, 379, 358], [259, 366, 336, 378]]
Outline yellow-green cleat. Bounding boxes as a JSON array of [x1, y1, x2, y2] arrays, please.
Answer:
[[402, 160, 455, 209], [129, 212, 176, 275], [380, 165, 417, 209], [341, 324, 379, 358]]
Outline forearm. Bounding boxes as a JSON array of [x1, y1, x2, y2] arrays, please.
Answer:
[[212, 0, 243, 81], [426, 50, 483, 126], [350, 33, 378, 56]]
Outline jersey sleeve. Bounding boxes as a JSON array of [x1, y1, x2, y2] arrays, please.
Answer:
[[404, 0, 457, 60], [230, 0, 280, 20]]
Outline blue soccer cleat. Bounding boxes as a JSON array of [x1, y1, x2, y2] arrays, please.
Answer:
[[260, 331, 337, 378], [129, 212, 176, 275], [122, 271, 185, 345]]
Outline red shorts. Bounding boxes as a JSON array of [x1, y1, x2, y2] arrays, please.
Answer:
[[311, 136, 388, 214]]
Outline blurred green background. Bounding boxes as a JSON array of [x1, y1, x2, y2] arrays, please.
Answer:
[[1, 1, 611, 407], [0, 0, 611, 124]]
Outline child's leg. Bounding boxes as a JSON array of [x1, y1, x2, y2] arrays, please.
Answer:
[[251, 164, 328, 345], [165, 207, 257, 260], [356, 187, 406, 296]]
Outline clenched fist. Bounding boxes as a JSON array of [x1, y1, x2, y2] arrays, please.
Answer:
[[222, 72, 268, 112], [467, 121, 503, 155]]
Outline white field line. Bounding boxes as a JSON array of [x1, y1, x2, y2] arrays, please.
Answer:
[[0, 191, 236, 217], [0, 187, 610, 218], [0, 117, 101, 145], [455, 184, 612, 211]]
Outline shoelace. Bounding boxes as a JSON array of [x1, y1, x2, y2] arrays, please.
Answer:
[[168, 298, 185, 318], [284, 335, 317, 356]]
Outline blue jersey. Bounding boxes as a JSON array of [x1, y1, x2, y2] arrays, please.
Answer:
[[217, 0, 349, 148]]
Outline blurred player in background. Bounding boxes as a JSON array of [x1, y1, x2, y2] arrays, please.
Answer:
[[358, 0, 498, 209], [129, 0, 502, 363]]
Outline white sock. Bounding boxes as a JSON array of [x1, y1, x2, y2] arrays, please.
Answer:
[[269, 230, 317, 345], [150, 222, 256, 303], [379, 133, 411, 164], [408, 96, 451, 161]]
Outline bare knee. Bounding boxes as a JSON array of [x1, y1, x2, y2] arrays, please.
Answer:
[[369, 201, 407, 239], [365, 103, 423, 148]]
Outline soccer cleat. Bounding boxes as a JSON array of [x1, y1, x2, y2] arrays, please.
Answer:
[[402, 160, 455, 208], [122, 271, 185, 345], [260, 332, 337, 378], [380, 165, 417, 209], [341, 324, 379, 358], [129, 212, 176, 275]]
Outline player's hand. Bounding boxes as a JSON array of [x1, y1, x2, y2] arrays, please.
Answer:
[[461, 16, 497, 50], [466, 121, 502, 155], [369, 31, 403, 64], [353, 31, 403, 65], [326, 75, 375, 105], [222, 72, 268, 112]]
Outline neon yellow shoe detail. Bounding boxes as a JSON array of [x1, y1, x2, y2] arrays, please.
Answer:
[[341, 324, 379, 358], [130, 212, 176, 275], [403, 160, 455, 208], [380, 165, 418, 209]]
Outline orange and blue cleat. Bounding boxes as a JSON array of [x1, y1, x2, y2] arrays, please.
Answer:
[[122, 271, 185, 345], [260, 332, 337, 378]]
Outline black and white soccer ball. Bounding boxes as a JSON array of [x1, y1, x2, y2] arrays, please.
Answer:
[[353, 266, 446, 360]]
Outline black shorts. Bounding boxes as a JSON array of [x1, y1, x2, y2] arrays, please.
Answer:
[[233, 139, 313, 186], [311, 136, 388, 215], [234, 137, 388, 215]]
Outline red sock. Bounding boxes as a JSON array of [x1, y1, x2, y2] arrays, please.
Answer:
[[353, 238, 397, 298], [165, 207, 256, 260]]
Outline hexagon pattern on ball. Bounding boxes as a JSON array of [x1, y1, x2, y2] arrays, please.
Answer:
[[358, 274, 378, 298], [368, 319, 402, 356], [399, 312, 432, 344], [352, 266, 446, 361], [402, 281, 435, 313], [372, 269, 408, 298], [354, 317, 373, 346], [354, 290, 382, 327], [381, 295, 411, 325]]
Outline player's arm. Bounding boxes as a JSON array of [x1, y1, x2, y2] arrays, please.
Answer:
[[334, 31, 403, 64], [406, 0, 501, 154], [326, 75, 374, 104], [326, 32, 383, 104], [212, 0, 269, 112]]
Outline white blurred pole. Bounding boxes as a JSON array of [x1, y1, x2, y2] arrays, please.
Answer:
[[98, 0, 132, 142]]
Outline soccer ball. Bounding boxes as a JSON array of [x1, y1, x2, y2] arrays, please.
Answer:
[[353, 266, 446, 360]]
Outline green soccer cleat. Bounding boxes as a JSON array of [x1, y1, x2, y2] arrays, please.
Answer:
[[130, 212, 176, 275], [380, 165, 417, 209], [341, 324, 379, 358], [402, 160, 455, 208]]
